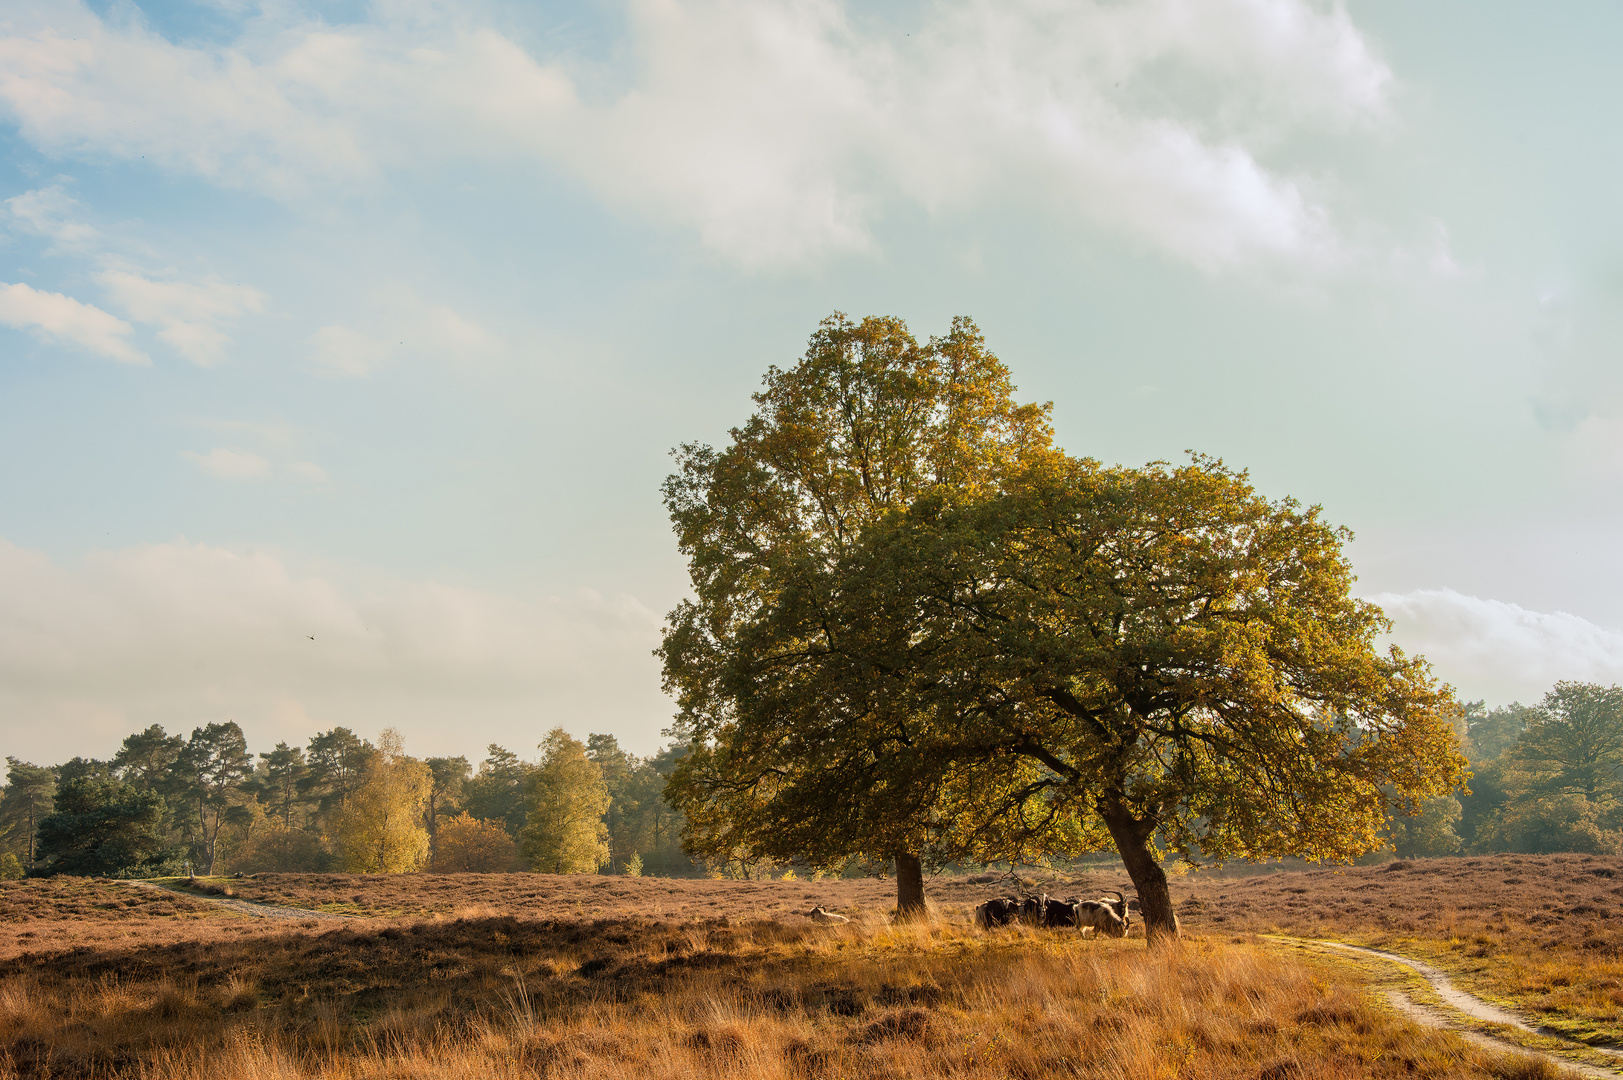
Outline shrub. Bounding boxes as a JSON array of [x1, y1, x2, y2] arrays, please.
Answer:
[[1496, 794, 1623, 855], [1391, 795, 1464, 858], [432, 813, 520, 873], [229, 825, 335, 874]]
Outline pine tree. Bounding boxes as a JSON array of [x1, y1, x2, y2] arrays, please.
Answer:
[[461, 745, 534, 837], [588, 734, 642, 872], [112, 726, 185, 791], [171, 722, 253, 874], [34, 777, 175, 878], [256, 742, 312, 828], [520, 729, 610, 874], [424, 756, 471, 848], [0, 759, 56, 865], [302, 727, 375, 835]]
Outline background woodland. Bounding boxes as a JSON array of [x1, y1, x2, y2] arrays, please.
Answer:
[[2, 677, 1622, 880]]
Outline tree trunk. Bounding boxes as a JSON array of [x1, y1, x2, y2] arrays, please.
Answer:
[[199, 800, 217, 876], [1100, 798, 1179, 946], [895, 851, 927, 920]]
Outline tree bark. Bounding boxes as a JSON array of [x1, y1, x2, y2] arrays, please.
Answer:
[[895, 851, 927, 920], [1100, 798, 1179, 946]]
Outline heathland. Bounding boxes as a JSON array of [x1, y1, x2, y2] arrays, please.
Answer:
[[0, 854, 1614, 1079]]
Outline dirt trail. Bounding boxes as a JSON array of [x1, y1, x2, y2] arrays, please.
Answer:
[[1285, 937, 1623, 1080], [128, 880, 354, 921]]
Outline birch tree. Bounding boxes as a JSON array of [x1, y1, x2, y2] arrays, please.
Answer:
[[520, 729, 610, 873], [331, 729, 432, 873]]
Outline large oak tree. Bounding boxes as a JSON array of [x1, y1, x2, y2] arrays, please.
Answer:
[[661, 316, 1466, 937]]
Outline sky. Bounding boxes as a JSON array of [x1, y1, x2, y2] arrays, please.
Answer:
[[2, 0, 1622, 767]]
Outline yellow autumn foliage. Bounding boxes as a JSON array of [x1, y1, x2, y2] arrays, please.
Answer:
[[331, 728, 432, 874]]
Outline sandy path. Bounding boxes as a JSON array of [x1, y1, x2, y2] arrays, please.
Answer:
[[1285, 937, 1623, 1080], [128, 880, 355, 921]]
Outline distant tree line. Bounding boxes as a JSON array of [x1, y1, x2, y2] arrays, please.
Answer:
[[1384, 681, 1623, 859], [0, 723, 695, 879]]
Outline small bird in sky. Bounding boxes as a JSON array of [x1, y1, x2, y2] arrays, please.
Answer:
[[309, 635, 315, 640]]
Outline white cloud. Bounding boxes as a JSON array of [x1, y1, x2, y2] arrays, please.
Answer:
[[1372, 588, 1623, 705], [0, 536, 671, 763], [97, 269, 266, 366], [0, 280, 148, 363], [0, 0, 1393, 270], [1568, 409, 1623, 478], [181, 446, 273, 479], [3, 184, 100, 250], [1387, 220, 1477, 280], [308, 324, 393, 376], [195, 419, 301, 449], [308, 298, 504, 376], [98, 269, 265, 325], [2, 186, 269, 366], [418, 303, 504, 363], [288, 460, 329, 484]]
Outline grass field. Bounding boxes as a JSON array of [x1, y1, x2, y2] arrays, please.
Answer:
[[1173, 853, 1623, 1047], [0, 857, 1604, 1079]]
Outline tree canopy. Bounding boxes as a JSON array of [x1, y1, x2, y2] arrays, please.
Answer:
[[1510, 682, 1623, 806], [462, 745, 535, 837], [331, 729, 432, 873], [661, 315, 1467, 938], [662, 312, 1057, 910], [521, 729, 611, 874], [34, 776, 174, 878], [0, 759, 55, 866], [173, 722, 253, 874]]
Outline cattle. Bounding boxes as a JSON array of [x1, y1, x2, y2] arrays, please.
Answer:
[[1074, 898, 1129, 938], [973, 896, 1024, 929], [1041, 897, 1082, 928], [805, 905, 850, 924], [975, 889, 1139, 936], [1019, 894, 1048, 925], [1096, 889, 1129, 921]]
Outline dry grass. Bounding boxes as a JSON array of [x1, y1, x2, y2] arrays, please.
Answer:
[[0, 879, 215, 924], [144, 855, 1623, 1047], [1169, 853, 1623, 1046], [187, 870, 911, 919], [0, 879, 257, 962], [0, 908, 1561, 1080], [0, 862, 1608, 1078]]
